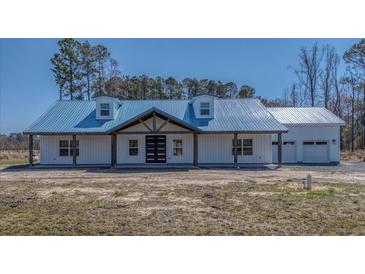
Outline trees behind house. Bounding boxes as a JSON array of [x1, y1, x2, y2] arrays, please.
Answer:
[[294, 43, 323, 107], [51, 39, 254, 100], [237, 85, 256, 98], [269, 40, 365, 152], [0, 133, 39, 150], [343, 39, 365, 153], [51, 39, 84, 100]]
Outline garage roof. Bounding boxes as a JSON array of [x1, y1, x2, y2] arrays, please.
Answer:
[[268, 107, 345, 126]]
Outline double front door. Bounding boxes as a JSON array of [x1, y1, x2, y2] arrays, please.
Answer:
[[145, 135, 166, 163]]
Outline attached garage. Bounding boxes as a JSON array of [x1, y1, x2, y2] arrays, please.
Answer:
[[272, 141, 297, 163], [303, 141, 329, 163], [269, 107, 345, 165]]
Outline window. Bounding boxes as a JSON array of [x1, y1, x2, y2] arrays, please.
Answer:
[[59, 140, 79, 156], [232, 139, 252, 156], [129, 140, 138, 156], [200, 102, 210, 115], [173, 139, 183, 156], [70, 140, 80, 156], [284, 141, 295, 145], [242, 139, 253, 155], [232, 139, 242, 155], [59, 140, 69, 156], [303, 141, 315, 145], [100, 103, 110, 116], [316, 141, 328, 145], [272, 141, 278, 145]]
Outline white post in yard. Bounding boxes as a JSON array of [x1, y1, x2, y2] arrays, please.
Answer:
[[306, 174, 312, 190]]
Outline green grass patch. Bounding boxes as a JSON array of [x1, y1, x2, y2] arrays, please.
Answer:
[[0, 159, 28, 165]]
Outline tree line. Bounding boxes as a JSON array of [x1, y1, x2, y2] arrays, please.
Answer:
[[51, 39, 256, 100], [0, 134, 39, 150], [269, 40, 364, 152]]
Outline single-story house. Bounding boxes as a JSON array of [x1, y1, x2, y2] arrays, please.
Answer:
[[24, 94, 345, 167]]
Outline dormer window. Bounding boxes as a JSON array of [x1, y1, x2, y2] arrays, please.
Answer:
[[200, 102, 210, 115], [100, 103, 110, 116]]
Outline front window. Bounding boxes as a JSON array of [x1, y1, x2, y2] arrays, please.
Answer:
[[59, 140, 69, 156], [70, 140, 80, 156], [173, 139, 183, 156], [129, 139, 138, 156], [232, 139, 242, 155], [232, 138, 252, 156], [100, 103, 110, 116], [59, 140, 79, 156], [200, 102, 210, 115], [242, 139, 253, 155]]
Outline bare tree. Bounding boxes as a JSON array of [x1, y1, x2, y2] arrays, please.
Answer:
[[295, 43, 323, 106], [289, 83, 300, 107], [320, 46, 339, 109], [330, 57, 344, 119], [281, 89, 290, 106], [344, 39, 365, 151], [342, 70, 358, 151]]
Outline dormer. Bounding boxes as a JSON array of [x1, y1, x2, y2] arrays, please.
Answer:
[[95, 95, 120, 120], [190, 94, 216, 119]]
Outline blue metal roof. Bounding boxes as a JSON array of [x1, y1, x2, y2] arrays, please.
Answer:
[[268, 107, 346, 125], [24, 98, 288, 134]]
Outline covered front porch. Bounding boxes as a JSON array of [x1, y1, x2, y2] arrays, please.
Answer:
[[27, 109, 285, 168]]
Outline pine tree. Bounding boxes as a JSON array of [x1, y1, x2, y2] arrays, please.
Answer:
[[93, 45, 111, 96], [80, 41, 97, 100], [50, 38, 84, 100]]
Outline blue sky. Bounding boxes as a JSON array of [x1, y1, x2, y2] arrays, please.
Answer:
[[0, 38, 359, 133]]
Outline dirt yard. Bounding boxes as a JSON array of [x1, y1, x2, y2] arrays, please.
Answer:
[[0, 164, 364, 235]]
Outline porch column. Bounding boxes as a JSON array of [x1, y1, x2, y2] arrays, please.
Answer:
[[278, 133, 282, 167], [72, 134, 77, 166], [193, 133, 198, 166], [28, 134, 33, 167], [111, 134, 117, 167], [233, 132, 238, 167]]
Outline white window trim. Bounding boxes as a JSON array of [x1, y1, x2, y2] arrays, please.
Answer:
[[242, 139, 253, 156], [59, 140, 79, 157], [200, 102, 210, 115], [172, 139, 183, 156], [128, 139, 138, 156], [100, 103, 110, 116], [59, 140, 70, 157], [232, 138, 253, 156]]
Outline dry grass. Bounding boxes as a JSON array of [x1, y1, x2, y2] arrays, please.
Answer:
[[0, 166, 364, 235], [341, 149, 365, 162], [0, 150, 39, 165]]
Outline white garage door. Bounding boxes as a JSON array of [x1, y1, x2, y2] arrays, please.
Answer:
[[303, 141, 329, 163], [272, 141, 297, 163]]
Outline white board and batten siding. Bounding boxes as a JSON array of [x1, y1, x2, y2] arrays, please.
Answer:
[[198, 134, 272, 164], [40, 135, 111, 165], [272, 125, 341, 163]]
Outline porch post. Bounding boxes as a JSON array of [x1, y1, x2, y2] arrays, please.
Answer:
[[28, 134, 33, 167], [278, 133, 282, 167], [111, 134, 117, 167], [193, 133, 198, 166], [234, 132, 238, 167], [72, 134, 77, 166]]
